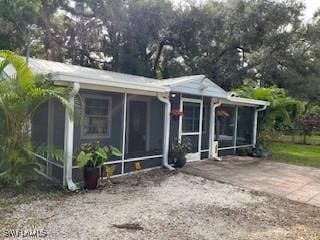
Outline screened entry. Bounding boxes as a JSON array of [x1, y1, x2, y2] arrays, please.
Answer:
[[180, 98, 203, 161], [215, 104, 255, 153]]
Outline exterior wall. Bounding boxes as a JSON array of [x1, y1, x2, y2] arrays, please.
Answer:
[[74, 90, 124, 155], [31, 87, 259, 185], [71, 90, 164, 181]]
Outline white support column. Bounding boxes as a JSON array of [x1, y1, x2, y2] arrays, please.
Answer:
[[63, 82, 79, 191], [157, 94, 175, 170], [253, 105, 267, 147], [209, 98, 221, 160], [198, 97, 203, 154], [233, 106, 239, 154], [178, 93, 183, 143], [253, 110, 258, 147], [121, 92, 127, 175]]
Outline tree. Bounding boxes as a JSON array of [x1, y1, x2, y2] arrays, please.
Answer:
[[235, 85, 305, 143], [0, 50, 70, 185], [297, 113, 320, 144]]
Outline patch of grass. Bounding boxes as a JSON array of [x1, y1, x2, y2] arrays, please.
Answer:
[[276, 134, 320, 146], [267, 142, 320, 168]]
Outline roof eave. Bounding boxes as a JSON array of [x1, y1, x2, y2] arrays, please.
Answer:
[[226, 96, 270, 106], [51, 72, 170, 93]]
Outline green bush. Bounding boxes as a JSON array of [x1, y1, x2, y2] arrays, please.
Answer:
[[235, 85, 305, 144]]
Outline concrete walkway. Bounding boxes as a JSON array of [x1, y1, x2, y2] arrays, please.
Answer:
[[182, 156, 320, 207]]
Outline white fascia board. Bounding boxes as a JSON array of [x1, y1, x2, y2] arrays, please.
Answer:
[[223, 97, 270, 107], [51, 72, 170, 93]]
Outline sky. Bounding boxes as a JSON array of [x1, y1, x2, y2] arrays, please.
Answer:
[[304, 0, 320, 20]]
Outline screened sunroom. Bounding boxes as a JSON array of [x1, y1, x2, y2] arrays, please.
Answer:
[[26, 58, 269, 190]]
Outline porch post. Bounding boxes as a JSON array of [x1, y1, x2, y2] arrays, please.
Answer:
[[121, 92, 127, 175], [209, 98, 221, 160], [233, 106, 239, 154], [253, 105, 267, 147], [63, 82, 79, 191], [253, 110, 258, 147], [198, 97, 203, 154], [157, 94, 175, 170]]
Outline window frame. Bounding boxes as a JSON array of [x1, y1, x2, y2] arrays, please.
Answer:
[[182, 101, 201, 134], [80, 94, 112, 139]]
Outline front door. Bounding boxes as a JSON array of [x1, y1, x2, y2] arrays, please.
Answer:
[[127, 100, 148, 155], [180, 98, 203, 161]]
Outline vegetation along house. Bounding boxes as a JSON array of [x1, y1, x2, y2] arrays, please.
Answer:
[[26, 58, 269, 190]]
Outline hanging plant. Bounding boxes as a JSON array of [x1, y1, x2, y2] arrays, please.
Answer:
[[170, 109, 184, 120]]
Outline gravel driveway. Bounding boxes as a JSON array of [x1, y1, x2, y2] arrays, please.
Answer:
[[1, 169, 320, 240]]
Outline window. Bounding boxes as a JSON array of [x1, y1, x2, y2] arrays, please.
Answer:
[[81, 95, 112, 138], [182, 102, 200, 133], [236, 106, 254, 146], [215, 105, 236, 147]]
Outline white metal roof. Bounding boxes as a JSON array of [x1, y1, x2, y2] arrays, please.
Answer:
[[27, 58, 170, 93], [223, 96, 270, 107], [3, 57, 269, 105]]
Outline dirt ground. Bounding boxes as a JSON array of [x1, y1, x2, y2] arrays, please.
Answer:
[[1, 169, 320, 240]]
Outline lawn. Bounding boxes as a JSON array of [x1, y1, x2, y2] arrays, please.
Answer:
[[276, 134, 320, 146], [267, 142, 320, 168]]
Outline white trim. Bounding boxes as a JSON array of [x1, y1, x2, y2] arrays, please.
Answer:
[[34, 153, 64, 168], [181, 97, 203, 103], [181, 132, 200, 136], [52, 72, 170, 93], [80, 94, 112, 139], [157, 94, 175, 170], [123, 154, 163, 162], [253, 105, 268, 147], [200, 149, 209, 152], [126, 96, 151, 154], [179, 97, 203, 162], [222, 96, 269, 107], [64, 82, 79, 191], [198, 97, 204, 154], [178, 94, 183, 142], [71, 154, 163, 169], [121, 92, 127, 174], [233, 106, 239, 154], [218, 144, 254, 150], [209, 98, 222, 160]]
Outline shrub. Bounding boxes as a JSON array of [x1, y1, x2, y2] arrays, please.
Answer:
[[0, 50, 70, 185]]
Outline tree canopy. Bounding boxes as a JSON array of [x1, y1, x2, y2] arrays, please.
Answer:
[[1, 0, 320, 103]]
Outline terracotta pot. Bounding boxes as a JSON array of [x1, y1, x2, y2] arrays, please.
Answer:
[[84, 167, 100, 189]]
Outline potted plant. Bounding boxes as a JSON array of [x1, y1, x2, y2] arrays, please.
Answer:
[[75, 142, 122, 189], [170, 137, 192, 168]]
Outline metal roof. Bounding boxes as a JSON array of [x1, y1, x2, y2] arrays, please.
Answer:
[[3, 57, 269, 105]]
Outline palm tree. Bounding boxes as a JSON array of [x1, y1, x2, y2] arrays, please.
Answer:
[[0, 50, 70, 185]]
